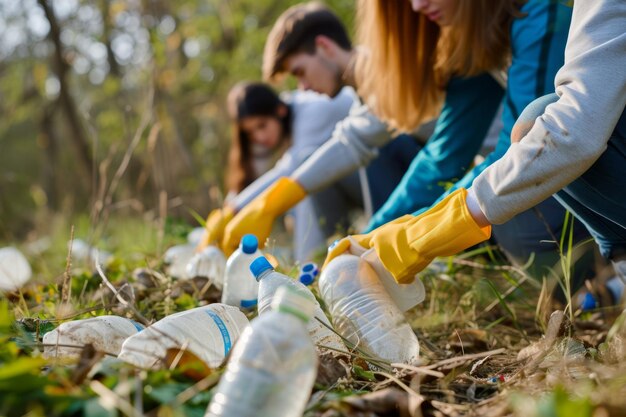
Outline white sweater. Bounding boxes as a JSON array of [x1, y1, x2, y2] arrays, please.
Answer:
[[472, 0, 626, 224]]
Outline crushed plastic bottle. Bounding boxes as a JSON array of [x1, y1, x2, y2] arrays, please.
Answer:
[[299, 262, 319, 286], [163, 244, 196, 279], [0, 247, 32, 292], [186, 246, 227, 288], [251, 256, 345, 353], [187, 227, 208, 246], [319, 254, 419, 364], [340, 237, 426, 311], [205, 286, 318, 417], [43, 315, 144, 359], [118, 304, 249, 369], [221, 234, 261, 309]]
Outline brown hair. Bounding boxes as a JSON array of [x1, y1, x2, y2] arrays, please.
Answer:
[[226, 82, 292, 193], [356, 0, 522, 132], [263, 1, 352, 81]]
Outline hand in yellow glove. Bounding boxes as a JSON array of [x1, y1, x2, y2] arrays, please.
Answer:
[[197, 207, 234, 251], [323, 188, 491, 284], [222, 177, 306, 256]]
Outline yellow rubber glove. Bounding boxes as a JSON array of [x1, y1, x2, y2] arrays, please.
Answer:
[[222, 177, 307, 255], [323, 188, 491, 283], [197, 207, 234, 251]]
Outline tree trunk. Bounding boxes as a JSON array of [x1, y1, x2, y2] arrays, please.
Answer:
[[37, 0, 93, 187]]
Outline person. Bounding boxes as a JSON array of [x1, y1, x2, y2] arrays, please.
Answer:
[[220, 0, 595, 293], [206, 2, 423, 256], [325, 1, 626, 293], [224, 82, 292, 200], [199, 81, 359, 262]]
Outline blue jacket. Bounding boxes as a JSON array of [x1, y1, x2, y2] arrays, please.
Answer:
[[366, 0, 573, 231]]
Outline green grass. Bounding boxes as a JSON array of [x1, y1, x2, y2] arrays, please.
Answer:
[[1, 212, 626, 417]]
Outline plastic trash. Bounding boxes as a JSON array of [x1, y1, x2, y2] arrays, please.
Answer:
[[186, 246, 227, 288], [205, 286, 317, 417], [187, 227, 208, 246], [43, 315, 144, 359], [340, 237, 426, 311], [299, 262, 319, 286], [69, 239, 112, 267], [163, 244, 196, 279], [118, 304, 249, 369], [319, 254, 419, 364], [251, 256, 345, 353], [0, 247, 32, 292], [221, 234, 261, 309]]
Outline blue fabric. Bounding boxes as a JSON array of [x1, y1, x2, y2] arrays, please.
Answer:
[[366, 0, 573, 231]]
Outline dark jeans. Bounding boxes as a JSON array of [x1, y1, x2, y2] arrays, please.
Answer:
[[491, 197, 596, 302], [554, 128, 626, 260]]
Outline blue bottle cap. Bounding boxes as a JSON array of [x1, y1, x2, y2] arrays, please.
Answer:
[[250, 256, 273, 280], [299, 273, 315, 286], [241, 234, 258, 254], [580, 292, 597, 311]]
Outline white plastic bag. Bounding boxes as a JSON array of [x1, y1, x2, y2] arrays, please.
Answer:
[[0, 247, 32, 291]]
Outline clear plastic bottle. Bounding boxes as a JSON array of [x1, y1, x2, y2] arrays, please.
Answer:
[[205, 286, 317, 417], [43, 315, 144, 359], [250, 256, 345, 353], [319, 254, 419, 365], [163, 243, 196, 279], [221, 234, 261, 309], [118, 304, 249, 369], [298, 262, 319, 286], [186, 246, 227, 289]]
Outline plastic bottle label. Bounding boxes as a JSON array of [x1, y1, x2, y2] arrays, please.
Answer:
[[129, 320, 145, 332], [205, 310, 232, 356], [240, 299, 258, 308]]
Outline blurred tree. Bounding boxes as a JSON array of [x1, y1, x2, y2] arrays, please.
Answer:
[[0, 0, 354, 242]]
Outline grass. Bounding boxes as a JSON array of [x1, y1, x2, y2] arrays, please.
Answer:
[[1, 211, 626, 417]]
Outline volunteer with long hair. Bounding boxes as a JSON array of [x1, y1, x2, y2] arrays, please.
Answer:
[[325, 1, 625, 287], [201, 81, 357, 261]]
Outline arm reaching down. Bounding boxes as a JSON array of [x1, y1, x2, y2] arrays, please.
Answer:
[[471, 0, 626, 224]]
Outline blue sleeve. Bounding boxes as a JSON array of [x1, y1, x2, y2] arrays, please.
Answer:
[[365, 73, 504, 232], [412, 0, 573, 216]]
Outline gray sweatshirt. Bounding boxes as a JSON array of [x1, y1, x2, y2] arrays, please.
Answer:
[[472, 0, 626, 224]]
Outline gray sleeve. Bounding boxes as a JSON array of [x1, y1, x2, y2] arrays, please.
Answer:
[[293, 103, 393, 193], [472, 0, 626, 224]]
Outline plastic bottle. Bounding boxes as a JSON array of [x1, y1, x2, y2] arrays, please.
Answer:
[[43, 315, 144, 359], [186, 246, 227, 288], [163, 244, 196, 279], [205, 286, 317, 417], [319, 254, 419, 365], [118, 304, 249, 369], [251, 256, 344, 353], [221, 234, 261, 309], [337, 237, 425, 311], [299, 262, 319, 286]]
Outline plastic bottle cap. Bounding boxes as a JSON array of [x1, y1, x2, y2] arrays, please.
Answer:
[[240, 234, 258, 254], [272, 286, 314, 322], [299, 273, 315, 286], [299, 262, 319, 285], [250, 256, 273, 280]]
